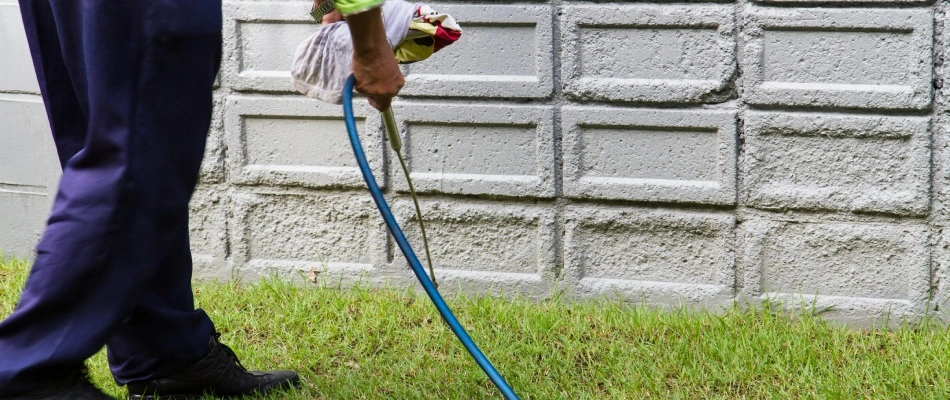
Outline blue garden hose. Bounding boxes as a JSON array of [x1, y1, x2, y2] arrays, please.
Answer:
[[342, 75, 520, 400]]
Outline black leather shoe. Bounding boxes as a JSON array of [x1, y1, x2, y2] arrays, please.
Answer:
[[125, 333, 299, 399], [0, 367, 114, 400]]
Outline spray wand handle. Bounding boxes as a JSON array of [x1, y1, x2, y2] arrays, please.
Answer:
[[382, 107, 401, 152]]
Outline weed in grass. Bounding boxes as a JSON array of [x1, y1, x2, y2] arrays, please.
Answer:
[[2, 257, 950, 399]]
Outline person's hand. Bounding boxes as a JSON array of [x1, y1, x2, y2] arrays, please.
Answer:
[[322, 9, 343, 25], [345, 7, 404, 111]]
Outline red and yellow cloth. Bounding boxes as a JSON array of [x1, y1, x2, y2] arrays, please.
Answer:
[[394, 5, 462, 64]]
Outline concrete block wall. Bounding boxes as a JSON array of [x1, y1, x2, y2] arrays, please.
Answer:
[[0, 0, 60, 260], [3, 0, 950, 325]]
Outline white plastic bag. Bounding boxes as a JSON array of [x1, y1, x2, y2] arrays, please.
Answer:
[[291, 0, 416, 104]]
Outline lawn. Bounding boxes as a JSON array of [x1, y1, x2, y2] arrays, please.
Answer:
[[2, 256, 950, 399]]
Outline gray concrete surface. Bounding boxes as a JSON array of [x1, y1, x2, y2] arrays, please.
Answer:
[[2, 0, 949, 325]]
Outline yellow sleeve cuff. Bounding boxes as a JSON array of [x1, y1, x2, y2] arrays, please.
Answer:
[[335, 0, 384, 16]]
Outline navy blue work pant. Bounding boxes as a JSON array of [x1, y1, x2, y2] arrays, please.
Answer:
[[0, 1, 222, 394]]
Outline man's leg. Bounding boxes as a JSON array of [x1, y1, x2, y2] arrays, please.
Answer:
[[99, 3, 225, 382], [106, 220, 215, 383], [0, 0, 216, 394], [107, 3, 299, 396]]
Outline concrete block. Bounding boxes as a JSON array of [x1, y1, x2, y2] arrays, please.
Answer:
[[739, 220, 930, 325], [934, 229, 949, 315], [229, 191, 388, 284], [561, 5, 736, 104], [0, 95, 58, 259], [742, 7, 933, 110], [562, 107, 737, 205], [0, 191, 48, 260], [398, 5, 553, 99], [744, 112, 930, 216], [189, 186, 229, 280], [935, 116, 950, 224], [933, 228, 950, 316], [389, 198, 557, 297], [222, 2, 316, 93], [0, 2, 40, 94], [0, 97, 53, 191], [199, 94, 227, 185], [564, 206, 736, 307], [225, 96, 384, 189], [390, 102, 555, 198]]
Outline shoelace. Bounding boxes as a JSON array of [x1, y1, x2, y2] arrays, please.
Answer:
[[212, 332, 248, 373]]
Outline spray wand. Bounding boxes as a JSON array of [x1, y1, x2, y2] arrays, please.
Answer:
[[381, 108, 438, 288]]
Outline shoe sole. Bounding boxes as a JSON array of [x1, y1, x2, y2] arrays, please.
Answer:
[[126, 375, 301, 400]]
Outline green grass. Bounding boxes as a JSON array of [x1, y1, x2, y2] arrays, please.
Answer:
[[2, 256, 950, 399]]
